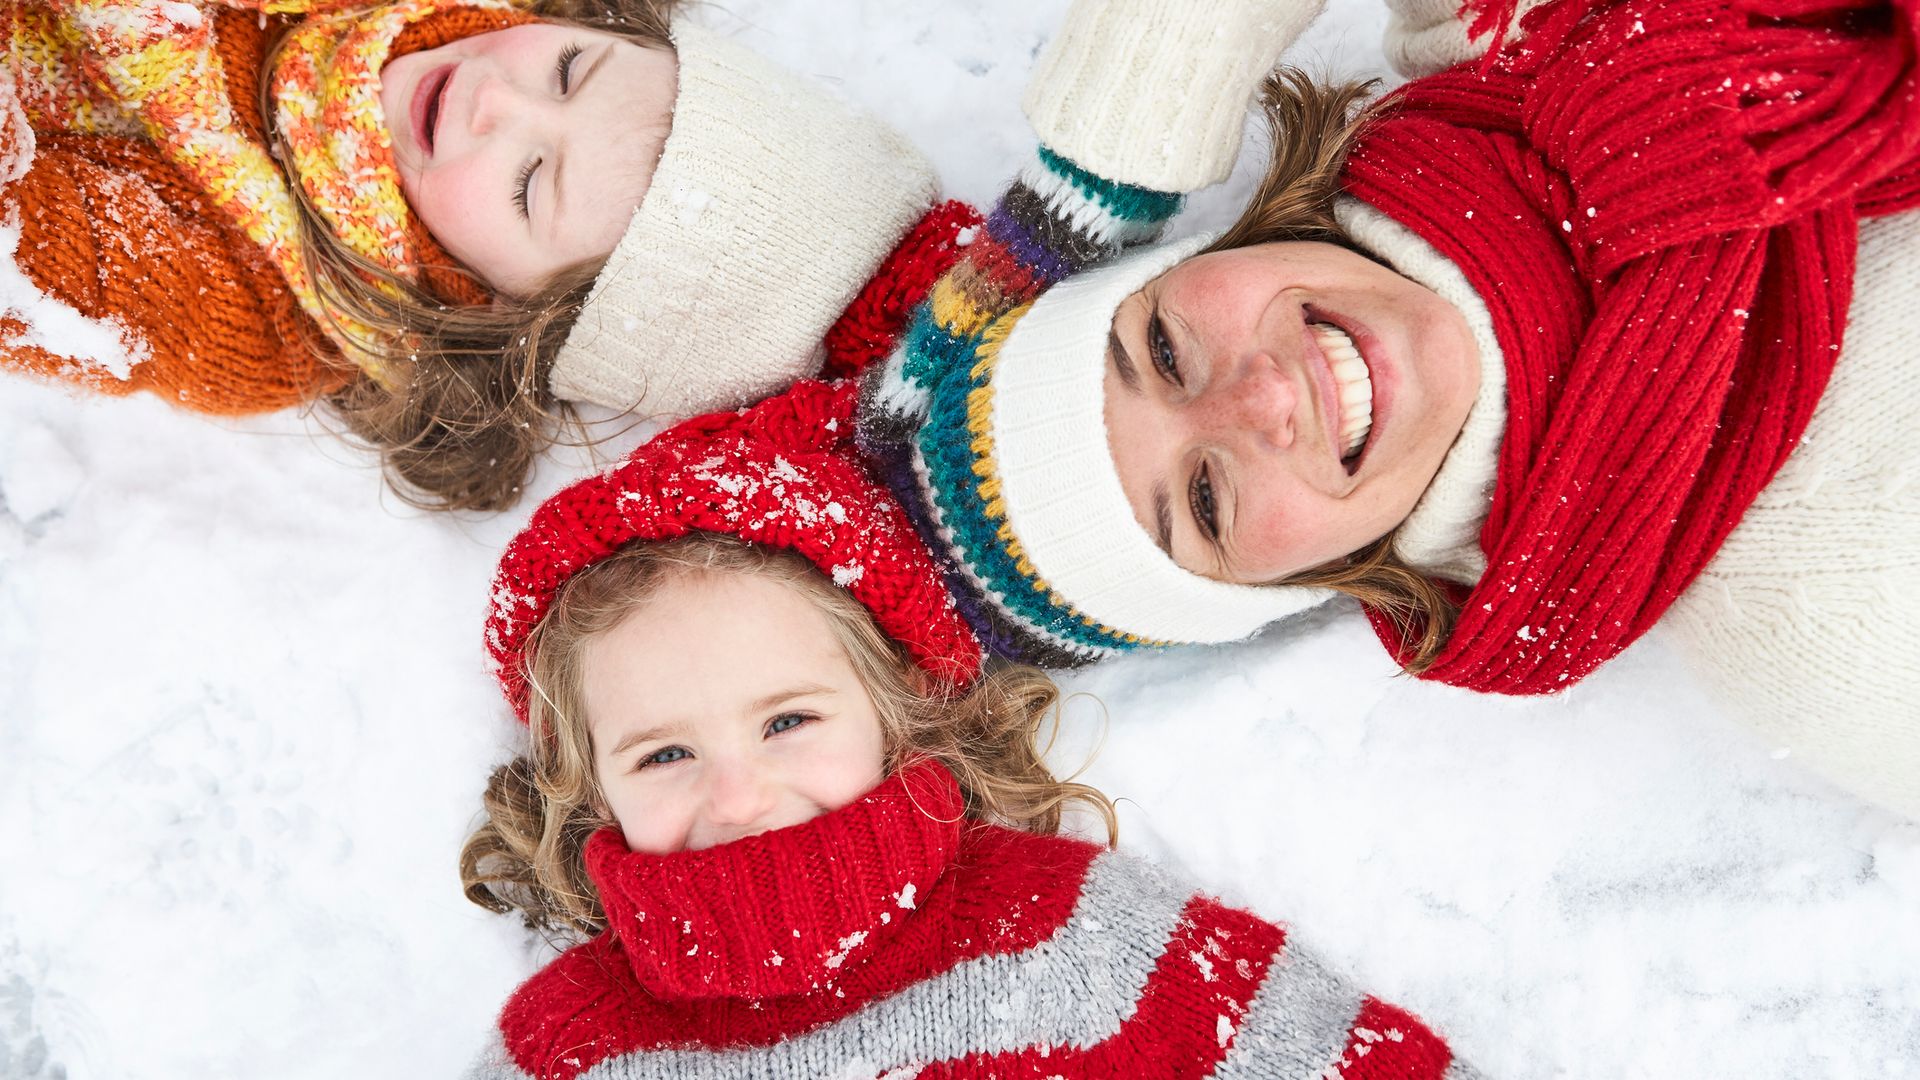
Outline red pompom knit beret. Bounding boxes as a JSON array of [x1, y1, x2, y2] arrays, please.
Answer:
[[483, 379, 982, 721]]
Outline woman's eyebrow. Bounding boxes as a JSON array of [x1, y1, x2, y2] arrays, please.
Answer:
[[1108, 328, 1142, 394], [1107, 311, 1170, 551]]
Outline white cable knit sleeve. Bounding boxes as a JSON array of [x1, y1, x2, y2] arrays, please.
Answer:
[[1381, 0, 1550, 78], [1659, 210, 1920, 822], [1021, 0, 1327, 193]]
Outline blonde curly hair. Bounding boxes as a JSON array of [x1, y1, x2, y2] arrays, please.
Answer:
[[460, 533, 1117, 939]]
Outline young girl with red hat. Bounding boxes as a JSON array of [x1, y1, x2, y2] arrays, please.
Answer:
[[0, 0, 976, 509], [457, 377, 1479, 1079]]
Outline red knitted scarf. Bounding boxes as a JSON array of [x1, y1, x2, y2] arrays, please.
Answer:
[[588, 760, 964, 1002], [1342, 0, 1920, 694], [496, 762, 1104, 1074], [492, 760, 1461, 1080]]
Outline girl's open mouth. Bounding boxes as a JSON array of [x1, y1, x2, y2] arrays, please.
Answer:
[[411, 64, 456, 156]]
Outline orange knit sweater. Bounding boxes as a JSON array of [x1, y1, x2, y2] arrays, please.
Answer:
[[1, 6, 336, 413], [1, 0, 520, 414]]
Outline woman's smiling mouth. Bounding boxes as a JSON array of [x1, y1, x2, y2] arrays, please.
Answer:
[[1308, 320, 1373, 472]]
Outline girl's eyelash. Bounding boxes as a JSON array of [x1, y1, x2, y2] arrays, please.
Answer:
[[1190, 460, 1219, 544], [1148, 311, 1182, 386], [637, 745, 689, 771], [557, 43, 584, 92], [765, 711, 817, 737], [512, 158, 540, 219]]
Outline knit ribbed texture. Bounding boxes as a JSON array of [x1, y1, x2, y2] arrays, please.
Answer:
[[1020, 0, 1325, 192], [550, 17, 940, 418], [272, 1, 523, 310], [1, 0, 520, 412], [590, 762, 964, 1001], [471, 761, 1477, 1080], [859, 147, 1186, 667], [1379, 0, 1546, 78], [1660, 209, 1920, 820], [820, 200, 985, 381], [485, 378, 982, 721], [1341, 0, 1920, 693]]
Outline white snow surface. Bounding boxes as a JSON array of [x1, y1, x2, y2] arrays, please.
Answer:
[[1, 1, 1917, 1077]]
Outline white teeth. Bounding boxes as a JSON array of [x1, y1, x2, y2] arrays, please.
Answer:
[[1311, 322, 1372, 460]]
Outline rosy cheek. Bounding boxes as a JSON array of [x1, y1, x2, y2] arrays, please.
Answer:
[[1232, 482, 1323, 581], [1102, 379, 1167, 535], [621, 802, 691, 856]]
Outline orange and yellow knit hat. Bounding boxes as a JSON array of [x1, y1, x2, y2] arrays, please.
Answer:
[[270, 0, 532, 315]]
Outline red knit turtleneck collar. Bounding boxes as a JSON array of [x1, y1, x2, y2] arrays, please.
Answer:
[[585, 760, 964, 1002]]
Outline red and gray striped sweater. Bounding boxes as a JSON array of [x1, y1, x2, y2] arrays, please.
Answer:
[[470, 762, 1478, 1079]]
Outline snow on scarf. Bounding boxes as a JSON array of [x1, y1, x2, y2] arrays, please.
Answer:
[[1342, 0, 1920, 693]]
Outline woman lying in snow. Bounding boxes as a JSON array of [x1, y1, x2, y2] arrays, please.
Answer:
[[457, 379, 1480, 1079], [858, 0, 1920, 819], [0, 0, 972, 509]]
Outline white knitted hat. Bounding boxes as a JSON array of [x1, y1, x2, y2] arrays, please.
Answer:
[[964, 233, 1333, 652], [552, 20, 939, 418]]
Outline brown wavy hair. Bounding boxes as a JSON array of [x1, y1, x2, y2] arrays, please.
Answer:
[[1201, 69, 1460, 674], [460, 533, 1118, 940], [279, 0, 677, 513]]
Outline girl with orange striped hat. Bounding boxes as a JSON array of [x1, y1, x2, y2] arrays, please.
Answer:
[[0, 0, 973, 508]]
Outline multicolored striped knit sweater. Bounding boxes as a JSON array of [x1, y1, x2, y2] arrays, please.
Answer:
[[1, 0, 523, 412], [470, 761, 1477, 1080]]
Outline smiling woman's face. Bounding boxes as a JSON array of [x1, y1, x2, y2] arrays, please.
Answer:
[[1102, 241, 1480, 584]]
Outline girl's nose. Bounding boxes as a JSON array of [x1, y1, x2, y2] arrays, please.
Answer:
[[468, 74, 532, 135], [1199, 353, 1297, 450], [701, 760, 780, 835]]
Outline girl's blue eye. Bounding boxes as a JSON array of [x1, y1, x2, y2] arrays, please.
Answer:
[[1148, 312, 1182, 386], [557, 43, 584, 93], [640, 746, 689, 770], [766, 712, 815, 737]]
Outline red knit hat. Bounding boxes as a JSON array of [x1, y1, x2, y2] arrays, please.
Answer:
[[484, 379, 982, 721]]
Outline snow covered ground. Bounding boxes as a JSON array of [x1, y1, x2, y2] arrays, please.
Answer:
[[2, 0, 1917, 1077]]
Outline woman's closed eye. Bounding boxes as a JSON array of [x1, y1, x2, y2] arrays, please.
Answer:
[[765, 711, 818, 737]]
